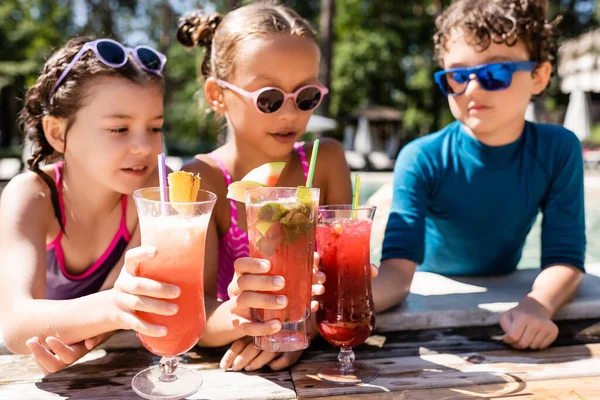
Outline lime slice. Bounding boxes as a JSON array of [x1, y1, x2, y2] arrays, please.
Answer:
[[256, 237, 276, 256], [226, 181, 265, 203], [295, 186, 314, 207], [256, 221, 272, 236]]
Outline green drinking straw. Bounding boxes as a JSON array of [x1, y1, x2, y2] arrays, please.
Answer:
[[352, 174, 360, 219], [305, 138, 320, 188]]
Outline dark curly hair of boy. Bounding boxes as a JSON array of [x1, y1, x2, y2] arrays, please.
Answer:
[[433, 0, 561, 67]]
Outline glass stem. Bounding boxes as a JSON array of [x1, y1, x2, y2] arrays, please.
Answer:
[[158, 356, 179, 383], [338, 347, 355, 374]]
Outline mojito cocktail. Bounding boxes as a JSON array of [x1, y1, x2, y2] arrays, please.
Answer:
[[246, 187, 319, 352]]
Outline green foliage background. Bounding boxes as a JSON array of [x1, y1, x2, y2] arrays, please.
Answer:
[[0, 0, 598, 154]]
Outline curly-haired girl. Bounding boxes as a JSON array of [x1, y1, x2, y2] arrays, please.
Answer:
[[0, 37, 181, 374]]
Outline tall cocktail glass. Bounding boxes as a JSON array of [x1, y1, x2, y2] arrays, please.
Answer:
[[131, 187, 216, 400], [316, 205, 377, 384], [245, 186, 319, 352]]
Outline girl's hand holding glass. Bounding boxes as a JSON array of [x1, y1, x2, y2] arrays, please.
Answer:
[[227, 253, 325, 338], [222, 253, 324, 372], [24, 246, 182, 376], [109, 246, 182, 337]]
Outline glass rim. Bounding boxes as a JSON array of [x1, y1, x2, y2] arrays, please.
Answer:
[[245, 186, 320, 193], [318, 204, 376, 211], [133, 187, 217, 205]]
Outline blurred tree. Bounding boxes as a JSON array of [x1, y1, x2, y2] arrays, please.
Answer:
[[330, 0, 599, 141], [1, 0, 599, 154], [0, 0, 162, 149], [0, 0, 73, 148], [158, 0, 224, 152], [80, 0, 138, 38], [544, 0, 599, 124], [330, 0, 454, 139], [319, 0, 334, 116]]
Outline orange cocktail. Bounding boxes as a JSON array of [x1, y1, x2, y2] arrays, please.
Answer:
[[137, 213, 209, 356], [132, 187, 216, 400]]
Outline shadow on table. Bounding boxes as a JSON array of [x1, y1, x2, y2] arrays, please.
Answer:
[[293, 315, 600, 399], [34, 349, 153, 399], [34, 345, 296, 400]]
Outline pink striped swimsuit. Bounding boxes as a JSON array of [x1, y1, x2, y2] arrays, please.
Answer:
[[209, 142, 309, 300], [45, 162, 131, 300]]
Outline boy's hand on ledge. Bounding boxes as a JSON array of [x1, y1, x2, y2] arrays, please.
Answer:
[[499, 296, 558, 350]]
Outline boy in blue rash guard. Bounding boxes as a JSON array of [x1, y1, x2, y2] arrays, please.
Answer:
[[373, 0, 585, 351]]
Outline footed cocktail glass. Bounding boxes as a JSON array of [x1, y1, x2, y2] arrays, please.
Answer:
[[131, 187, 216, 400], [316, 205, 377, 384]]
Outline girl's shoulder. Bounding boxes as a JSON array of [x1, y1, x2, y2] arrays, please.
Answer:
[[181, 153, 228, 193], [0, 168, 56, 229], [300, 137, 346, 162], [3, 165, 58, 201], [301, 137, 348, 174], [301, 138, 352, 204]]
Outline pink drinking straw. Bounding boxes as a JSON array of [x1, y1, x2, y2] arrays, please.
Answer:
[[157, 153, 168, 214]]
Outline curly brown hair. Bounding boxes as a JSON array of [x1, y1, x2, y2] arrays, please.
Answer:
[[19, 36, 164, 232], [433, 0, 561, 67], [176, 1, 317, 81]]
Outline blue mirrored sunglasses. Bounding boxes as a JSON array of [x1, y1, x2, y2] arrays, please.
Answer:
[[433, 61, 538, 97]]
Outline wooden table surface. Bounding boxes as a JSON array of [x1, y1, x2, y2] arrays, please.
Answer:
[[2, 319, 600, 399]]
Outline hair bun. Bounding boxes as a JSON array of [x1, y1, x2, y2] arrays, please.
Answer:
[[177, 11, 222, 48]]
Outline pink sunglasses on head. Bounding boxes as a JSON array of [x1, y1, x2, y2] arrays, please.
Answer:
[[216, 79, 329, 114]]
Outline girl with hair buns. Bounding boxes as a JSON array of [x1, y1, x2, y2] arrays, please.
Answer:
[[0, 37, 186, 374], [177, 2, 353, 371]]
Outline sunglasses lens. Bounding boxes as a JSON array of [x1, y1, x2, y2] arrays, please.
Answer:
[[444, 71, 470, 95], [137, 48, 162, 71], [449, 71, 470, 84], [477, 65, 512, 90], [97, 41, 126, 65], [296, 87, 322, 111], [256, 89, 284, 114]]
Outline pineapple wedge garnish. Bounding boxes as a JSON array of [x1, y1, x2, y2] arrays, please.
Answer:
[[168, 171, 201, 214]]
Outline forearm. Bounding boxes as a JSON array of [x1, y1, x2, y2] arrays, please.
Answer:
[[372, 258, 417, 313], [198, 298, 245, 347], [2, 290, 118, 354], [526, 264, 584, 317]]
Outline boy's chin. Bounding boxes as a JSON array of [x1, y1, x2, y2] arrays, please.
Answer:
[[460, 118, 504, 140], [460, 117, 494, 135]]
